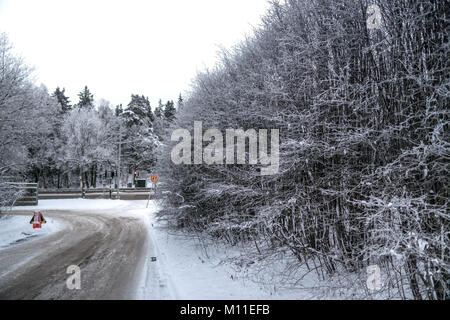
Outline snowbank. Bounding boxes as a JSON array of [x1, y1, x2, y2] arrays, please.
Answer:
[[0, 215, 65, 249], [127, 202, 313, 299]]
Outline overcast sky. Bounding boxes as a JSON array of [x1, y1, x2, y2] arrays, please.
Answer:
[[0, 0, 270, 108]]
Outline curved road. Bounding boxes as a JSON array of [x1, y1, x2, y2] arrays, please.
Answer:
[[0, 209, 149, 300]]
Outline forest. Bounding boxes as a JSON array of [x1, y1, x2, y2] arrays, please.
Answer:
[[0, 31, 180, 204]]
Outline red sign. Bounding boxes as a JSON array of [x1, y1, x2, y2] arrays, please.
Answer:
[[30, 211, 46, 229]]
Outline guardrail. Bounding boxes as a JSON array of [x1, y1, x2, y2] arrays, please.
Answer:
[[38, 187, 153, 194]]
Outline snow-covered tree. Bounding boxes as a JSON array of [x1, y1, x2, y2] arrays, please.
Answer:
[[120, 94, 158, 175], [156, 0, 449, 299], [177, 93, 184, 110], [154, 99, 164, 118], [77, 85, 94, 109], [163, 100, 176, 121], [61, 108, 115, 189], [52, 87, 71, 113], [0, 34, 58, 206], [123, 94, 154, 127]]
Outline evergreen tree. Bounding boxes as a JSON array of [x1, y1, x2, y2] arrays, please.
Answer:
[[120, 95, 158, 175], [77, 86, 94, 109], [154, 99, 164, 118], [163, 100, 176, 121], [52, 87, 71, 113], [177, 93, 184, 110], [123, 94, 154, 127], [115, 104, 123, 117]]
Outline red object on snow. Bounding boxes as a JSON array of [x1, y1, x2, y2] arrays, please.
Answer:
[[30, 211, 46, 229]]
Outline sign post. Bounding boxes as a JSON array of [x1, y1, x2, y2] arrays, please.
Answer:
[[147, 174, 159, 208]]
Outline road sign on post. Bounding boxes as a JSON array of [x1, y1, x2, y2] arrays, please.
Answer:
[[147, 174, 159, 208]]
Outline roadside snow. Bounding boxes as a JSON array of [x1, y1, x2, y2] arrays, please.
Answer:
[[0, 215, 65, 249], [127, 201, 313, 299], [12, 198, 139, 212], [9, 199, 314, 299]]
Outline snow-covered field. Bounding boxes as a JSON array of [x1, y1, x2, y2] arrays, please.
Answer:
[[3, 199, 315, 299]]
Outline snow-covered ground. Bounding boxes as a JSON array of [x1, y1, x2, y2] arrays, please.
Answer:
[[0, 214, 65, 250], [5, 199, 317, 299], [140, 220, 311, 299], [11, 198, 140, 212]]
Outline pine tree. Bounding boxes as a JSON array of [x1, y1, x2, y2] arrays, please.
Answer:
[[164, 100, 176, 121], [52, 87, 71, 113], [115, 104, 123, 117], [123, 94, 154, 127], [154, 99, 164, 118], [177, 93, 184, 110], [121, 95, 157, 176], [77, 86, 94, 109]]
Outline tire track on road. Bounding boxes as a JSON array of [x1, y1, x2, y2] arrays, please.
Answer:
[[0, 210, 148, 300]]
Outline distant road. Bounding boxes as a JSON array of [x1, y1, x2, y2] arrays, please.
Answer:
[[0, 209, 150, 299]]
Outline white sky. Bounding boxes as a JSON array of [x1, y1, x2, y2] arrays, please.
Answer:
[[0, 0, 270, 108]]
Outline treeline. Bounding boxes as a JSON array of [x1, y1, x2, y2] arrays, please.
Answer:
[[0, 32, 179, 200], [157, 0, 449, 299], [35, 87, 180, 189]]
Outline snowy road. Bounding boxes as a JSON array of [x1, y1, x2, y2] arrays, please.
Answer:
[[0, 209, 151, 300], [0, 199, 306, 300]]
